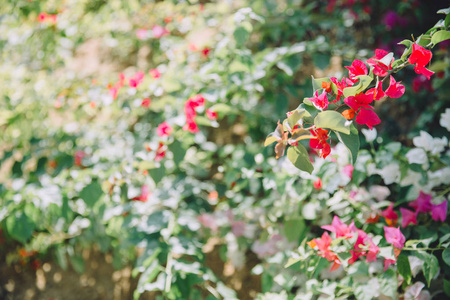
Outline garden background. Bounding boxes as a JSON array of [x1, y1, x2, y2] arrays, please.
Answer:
[[0, 0, 449, 299]]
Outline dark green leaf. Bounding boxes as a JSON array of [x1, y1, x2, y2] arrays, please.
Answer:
[[397, 254, 412, 285], [423, 253, 439, 287], [79, 181, 103, 208], [6, 212, 35, 244], [443, 249, 450, 266], [335, 124, 359, 164]]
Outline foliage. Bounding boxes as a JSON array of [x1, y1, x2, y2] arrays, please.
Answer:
[[0, 0, 449, 299]]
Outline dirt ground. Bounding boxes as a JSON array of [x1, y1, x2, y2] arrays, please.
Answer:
[[0, 241, 261, 300]]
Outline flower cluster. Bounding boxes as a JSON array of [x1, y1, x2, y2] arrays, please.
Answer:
[[183, 94, 205, 133], [308, 215, 407, 272]]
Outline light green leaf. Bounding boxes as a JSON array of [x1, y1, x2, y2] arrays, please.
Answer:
[[311, 76, 330, 92], [287, 144, 313, 174], [314, 110, 350, 134], [342, 75, 373, 98], [335, 124, 359, 164], [286, 109, 308, 131], [374, 52, 394, 68], [379, 269, 397, 299], [437, 8, 450, 15], [443, 249, 450, 266], [431, 30, 450, 45], [284, 217, 305, 242], [423, 253, 439, 287], [208, 103, 236, 114]]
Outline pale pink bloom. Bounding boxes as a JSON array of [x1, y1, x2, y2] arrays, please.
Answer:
[[231, 221, 246, 237], [384, 226, 405, 249], [149, 68, 161, 79], [342, 164, 354, 179], [384, 258, 396, 271], [198, 214, 218, 232], [152, 25, 169, 38], [131, 185, 151, 202], [252, 235, 283, 258], [136, 29, 148, 40], [309, 90, 328, 111], [321, 216, 357, 239], [206, 109, 218, 120]]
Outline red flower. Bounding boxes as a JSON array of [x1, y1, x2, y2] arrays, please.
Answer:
[[307, 232, 341, 271], [345, 59, 368, 82], [74, 150, 86, 167], [399, 208, 417, 228], [330, 77, 352, 102], [129, 71, 145, 88], [313, 178, 322, 190], [367, 49, 393, 77], [408, 44, 434, 80], [201, 47, 211, 58], [38, 13, 47, 23], [380, 203, 398, 226], [385, 76, 405, 98], [183, 120, 199, 133], [183, 95, 205, 133], [355, 108, 380, 130], [309, 128, 331, 158], [344, 93, 380, 129], [156, 121, 172, 137]]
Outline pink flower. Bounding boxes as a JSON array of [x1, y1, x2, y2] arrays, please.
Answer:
[[409, 191, 433, 213], [252, 235, 283, 258], [183, 120, 199, 133], [74, 150, 86, 167], [155, 142, 166, 161], [431, 200, 447, 222], [149, 68, 161, 79], [381, 203, 398, 226], [367, 49, 393, 77], [384, 258, 396, 271], [38, 13, 47, 23], [136, 29, 148, 40], [321, 216, 357, 239], [141, 98, 151, 108], [131, 185, 151, 202], [355, 108, 381, 130], [308, 232, 341, 271], [129, 71, 145, 88], [366, 242, 379, 262], [206, 109, 218, 120], [109, 86, 119, 100], [345, 59, 368, 82], [384, 226, 405, 249], [152, 25, 169, 38], [385, 76, 405, 98], [231, 220, 246, 237], [342, 164, 354, 179], [412, 75, 433, 92], [408, 44, 434, 80], [399, 208, 418, 228], [330, 77, 352, 102], [198, 214, 218, 232], [156, 121, 173, 137], [309, 90, 329, 110]]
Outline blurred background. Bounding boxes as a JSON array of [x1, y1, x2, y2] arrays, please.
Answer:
[[0, 0, 449, 299]]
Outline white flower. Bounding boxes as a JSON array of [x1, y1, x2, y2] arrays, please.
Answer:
[[369, 185, 390, 201], [361, 128, 377, 142], [413, 131, 448, 155], [405, 148, 428, 165], [440, 108, 450, 131], [377, 163, 400, 185]]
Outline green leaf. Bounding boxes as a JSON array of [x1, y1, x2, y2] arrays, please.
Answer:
[[233, 26, 249, 46], [379, 268, 397, 299], [208, 103, 236, 115], [446, 14, 450, 29], [342, 75, 372, 98], [444, 278, 450, 297], [443, 249, 450, 266], [6, 212, 35, 244], [284, 217, 305, 242], [397, 254, 412, 285], [69, 255, 85, 273], [431, 30, 450, 45], [335, 124, 359, 164], [287, 144, 313, 174], [285, 109, 308, 131], [374, 52, 394, 68], [311, 76, 330, 92], [423, 253, 439, 287], [314, 110, 350, 134], [79, 181, 103, 208], [148, 165, 166, 184]]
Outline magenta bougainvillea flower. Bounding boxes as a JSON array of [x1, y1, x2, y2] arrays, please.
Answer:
[[384, 226, 405, 249], [330, 77, 352, 101], [409, 191, 433, 213], [399, 207, 418, 228], [309, 90, 329, 111], [380, 203, 398, 226], [431, 201, 448, 222], [355, 108, 381, 130], [385, 76, 405, 98], [129, 71, 145, 88], [408, 44, 434, 80], [366, 49, 393, 77], [156, 121, 173, 137], [321, 215, 357, 239], [345, 59, 368, 82]]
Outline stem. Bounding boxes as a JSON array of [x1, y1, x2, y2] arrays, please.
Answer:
[[381, 61, 410, 83], [402, 247, 445, 251]]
